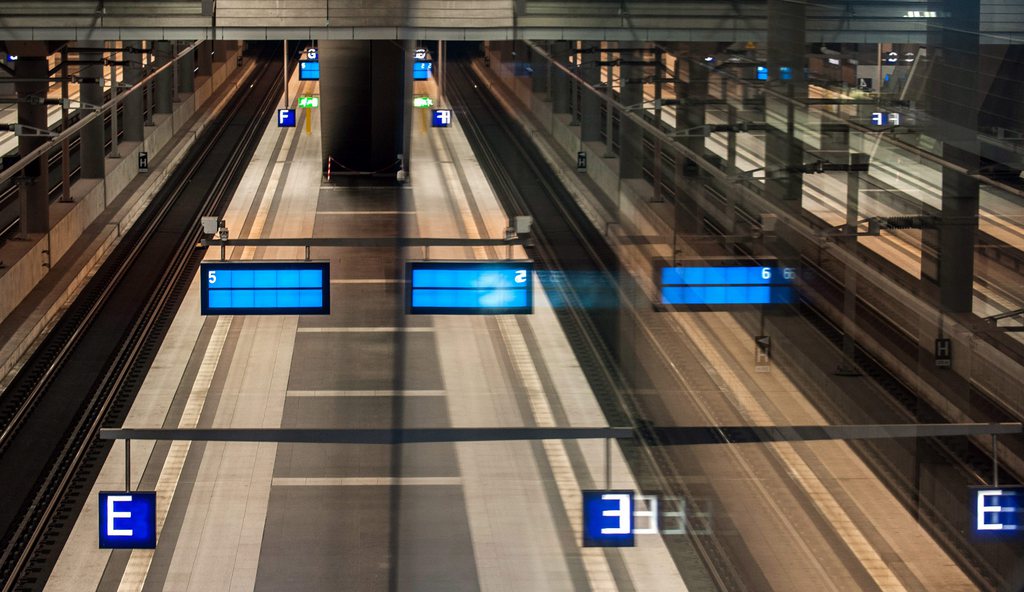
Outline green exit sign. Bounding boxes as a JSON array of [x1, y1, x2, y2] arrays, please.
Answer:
[[298, 96, 319, 108], [413, 96, 434, 108]]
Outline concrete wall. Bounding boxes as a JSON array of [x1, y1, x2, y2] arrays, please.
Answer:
[[0, 43, 245, 378]]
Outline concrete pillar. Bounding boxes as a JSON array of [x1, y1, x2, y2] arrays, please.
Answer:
[[678, 55, 708, 176], [122, 42, 144, 142], [154, 40, 173, 114], [764, 0, 807, 208], [530, 43, 548, 94], [14, 56, 50, 234], [619, 48, 644, 179], [177, 42, 195, 94], [197, 40, 213, 77], [921, 0, 980, 314], [319, 40, 406, 175], [580, 43, 602, 142], [213, 40, 228, 63], [550, 41, 571, 115], [78, 42, 106, 179], [603, 42, 617, 157]]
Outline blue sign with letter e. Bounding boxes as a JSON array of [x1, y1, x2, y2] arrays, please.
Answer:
[[582, 490, 635, 547], [99, 491, 157, 549], [277, 109, 296, 128], [973, 487, 1022, 536]]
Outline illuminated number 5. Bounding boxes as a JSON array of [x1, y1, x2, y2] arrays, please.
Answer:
[[208, 270, 216, 284], [514, 270, 528, 284], [761, 267, 771, 280]]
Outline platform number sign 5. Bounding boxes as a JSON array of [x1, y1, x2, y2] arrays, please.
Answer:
[[514, 269, 527, 284]]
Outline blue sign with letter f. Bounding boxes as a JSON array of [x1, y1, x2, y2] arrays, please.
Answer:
[[278, 109, 296, 128]]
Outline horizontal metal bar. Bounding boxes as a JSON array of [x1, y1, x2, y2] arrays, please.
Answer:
[[100, 427, 632, 444], [0, 41, 201, 186], [650, 423, 1023, 445], [201, 237, 529, 248], [99, 423, 1021, 445]]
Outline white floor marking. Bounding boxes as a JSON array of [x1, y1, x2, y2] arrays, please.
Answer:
[[674, 314, 908, 592], [316, 210, 414, 215], [295, 326, 433, 333], [271, 477, 462, 487], [116, 316, 232, 592], [286, 389, 445, 397], [496, 315, 620, 592], [329, 279, 402, 284]]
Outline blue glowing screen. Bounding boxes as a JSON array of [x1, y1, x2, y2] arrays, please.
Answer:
[[756, 66, 768, 80], [660, 265, 796, 305], [98, 491, 157, 549], [413, 61, 433, 81], [407, 261, 533, 314], [200, 261, 330, 315], [299, 61, 320, 80], [974, 487, 1022, 535], [582, 490, 635, 547]]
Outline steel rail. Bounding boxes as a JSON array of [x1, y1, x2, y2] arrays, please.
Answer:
[[0, 41, 201, 188], [0, 51, 280, 591], [448, 60, 744, 590]]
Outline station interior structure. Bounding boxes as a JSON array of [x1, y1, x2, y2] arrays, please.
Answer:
[[1, 1, 1023, 591]]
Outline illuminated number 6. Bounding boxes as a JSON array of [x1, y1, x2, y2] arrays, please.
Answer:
[[760, 267, 771, 280], [514, 270, 528, 284]]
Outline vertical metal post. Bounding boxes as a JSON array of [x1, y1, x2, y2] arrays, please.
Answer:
[[438, 40, 444, 107], [145, 41, 154, 126], [109, 43, 120, 158], [60, 47, 71, 202], [305, 245, 311, 261], [836, 153, 867, 376], [653, 48, 663, 127], [604, 437, 611, 489], [172, 41, 180, 103], [282, 40, 289, 107], [876, 43, 883, 93], [125, 439, 132, 492], [993, 434, 999, 486]]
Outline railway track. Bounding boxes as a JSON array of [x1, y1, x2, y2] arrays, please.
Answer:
[[446, 58, 741, 591], [0, 44, 282, 591], [452, 52, 1019, 591]]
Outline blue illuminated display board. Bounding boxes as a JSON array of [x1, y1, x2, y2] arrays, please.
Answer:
[[413, 61, 433, 81], [756, 65, 768, 80], [200, 261, 330, 315], [407, 261, 533, 315], [659, 264, 796, 305], [299, 61, 320, 80], [582, 490, 635, 547], [973, 487, 1022, 535], [98, 491, 157, 549]]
